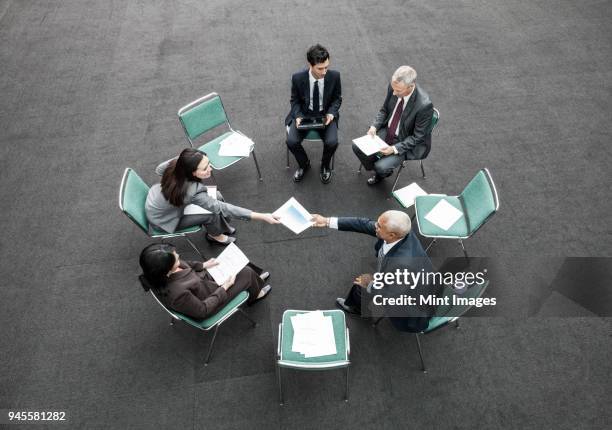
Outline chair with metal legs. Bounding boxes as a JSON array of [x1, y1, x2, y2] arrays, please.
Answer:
[[118, 168, 204, 258], [414, 168, 500, 258], [285, 128, 335, 171], [178, 92, 263, 181], [358, 108, 440, 191], [373, 279, 489, 372], [150, 290, 256, 365], [276, 310, 350, 405]]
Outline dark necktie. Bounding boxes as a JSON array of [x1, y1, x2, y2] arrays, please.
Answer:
[[385, 98, 404, 145], [312, 80, 320, 113], [377, 246, 385, 272]]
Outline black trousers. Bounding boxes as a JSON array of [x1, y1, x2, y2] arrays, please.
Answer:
[[286, 119, 338, 169]]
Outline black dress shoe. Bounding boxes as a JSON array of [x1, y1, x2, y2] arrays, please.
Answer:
[[367, 174, 384, 185], [335, 298, 360, 315], [320, 166, 332, 184], [293, 162, 310, 182]]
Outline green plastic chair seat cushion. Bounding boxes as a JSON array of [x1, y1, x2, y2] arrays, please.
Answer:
[[279, 310, 348, 366], [197, 131, 249, 170], [304, 129, 322, 140], [415, 195, 469, 237], [177, 291, 249, 330], [150, 225, 201, 237], [426, 316, 451, 332]]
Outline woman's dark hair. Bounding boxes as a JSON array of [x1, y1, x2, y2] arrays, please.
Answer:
[[138, 243, 177, 291], [306, 44, 330, 66], [161, 148, 207, 207]]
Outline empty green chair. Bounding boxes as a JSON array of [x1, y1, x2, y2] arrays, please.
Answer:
[[277, 310, 350, 404], [285, 128, 335, 170], [150, 290, 256, 365], [118, 167, 203, 257], [178, 92, 263, 181], [414, 168, 499, 258]]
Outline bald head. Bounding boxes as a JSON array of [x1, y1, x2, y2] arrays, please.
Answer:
[[375, 210, 411, 243]]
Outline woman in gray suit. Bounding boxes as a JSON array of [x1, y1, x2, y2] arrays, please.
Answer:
[[145, 148, 279, 245]]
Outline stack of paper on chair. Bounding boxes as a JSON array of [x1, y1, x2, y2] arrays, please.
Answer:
[[183, 204, 212, 215], [207, 243, 250, 285], [218, 132, 253, 157], [393, 182, 427, 207], [352, 134, 389, 156], [290, 311, 337, 358], [273, 197, 314, 234], [424, 199, 464, 231]]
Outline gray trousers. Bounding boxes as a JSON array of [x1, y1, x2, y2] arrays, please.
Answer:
[[176, 191, 232, 236]]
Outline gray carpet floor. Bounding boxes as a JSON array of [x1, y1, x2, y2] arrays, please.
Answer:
[[1, 0, 611, 429]]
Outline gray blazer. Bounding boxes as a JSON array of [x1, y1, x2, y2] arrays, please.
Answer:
[[145, 161, 252, 233], [372, 84, 433, 157]]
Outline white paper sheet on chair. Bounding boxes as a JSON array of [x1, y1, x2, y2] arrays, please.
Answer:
[[290, 311, 337, 358], [424, 199, 464, 231], [352, 134, 389, 156], [393, 182, 427, 207], [273, 197, 314, 234], [218, 132, 253, 157], [206, 243, 250, 285], [183, 204, 212, 215]]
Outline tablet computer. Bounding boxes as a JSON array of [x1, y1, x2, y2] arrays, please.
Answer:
[[296, 116, 326, 130]]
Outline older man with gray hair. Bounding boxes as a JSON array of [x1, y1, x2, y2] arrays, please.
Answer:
[[353, 65, 434, 185], [311, 210, 434, 333]]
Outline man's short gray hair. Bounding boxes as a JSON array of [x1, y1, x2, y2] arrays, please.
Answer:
[[382, 210, 411, 237], [392, 66, 417, 86]]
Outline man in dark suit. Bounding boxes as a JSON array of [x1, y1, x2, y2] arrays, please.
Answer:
[[285, 44, 342, 184], [353, 66, 434, 185], [311, 210, 435, 333]]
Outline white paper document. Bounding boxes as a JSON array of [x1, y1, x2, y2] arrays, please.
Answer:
[[273, 197, 314, 234], [183, 204, 212, 215], [206, 243, 250, 285], [424, 199, 464, 231], [290, 311, 337, 358], [218, 132, 253, 157], [206, 185, 217, 200], [393, 182, 427, 207], [352, 134, 390, 156]]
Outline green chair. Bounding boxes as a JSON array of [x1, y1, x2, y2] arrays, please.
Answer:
[[415, 280, 489, 372], [373, 279, 490, 373], [285, 127, 335, 170], [277, 310, 350, 404], [118, 167, 204, 258], [150, 290, 256, 365], [414, 168, 499, 258], [178, 92, 263, 181], [358, 108, 440, 190]]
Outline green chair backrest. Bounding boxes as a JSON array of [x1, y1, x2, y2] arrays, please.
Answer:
[[428, 108, 440, 134], [426, 280, 490, 332], [460, 169, 497, 234], [179, 95, 228, 141], [120, 168, 150, 234]]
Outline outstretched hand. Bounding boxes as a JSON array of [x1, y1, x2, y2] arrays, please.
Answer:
[[311, 214, 328, 227]]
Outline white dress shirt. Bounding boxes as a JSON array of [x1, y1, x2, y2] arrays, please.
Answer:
[[308, 70, 324, 112]]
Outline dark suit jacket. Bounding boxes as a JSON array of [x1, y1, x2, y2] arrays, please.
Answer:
[[372, 84, 434, 159], [338, 217, 435, 332], [285, 69, 342, 126]]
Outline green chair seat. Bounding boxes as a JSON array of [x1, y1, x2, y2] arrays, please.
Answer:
[[176, 291, 249, 330], [426, 316, 452, 332], [279, 310, 348, 366], [197, 131, 250, 170], [415, 195, 469, 237], [304, 129, 322, 140]]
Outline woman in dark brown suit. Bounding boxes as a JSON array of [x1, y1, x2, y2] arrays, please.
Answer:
[[138, 243, 271, 319]]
